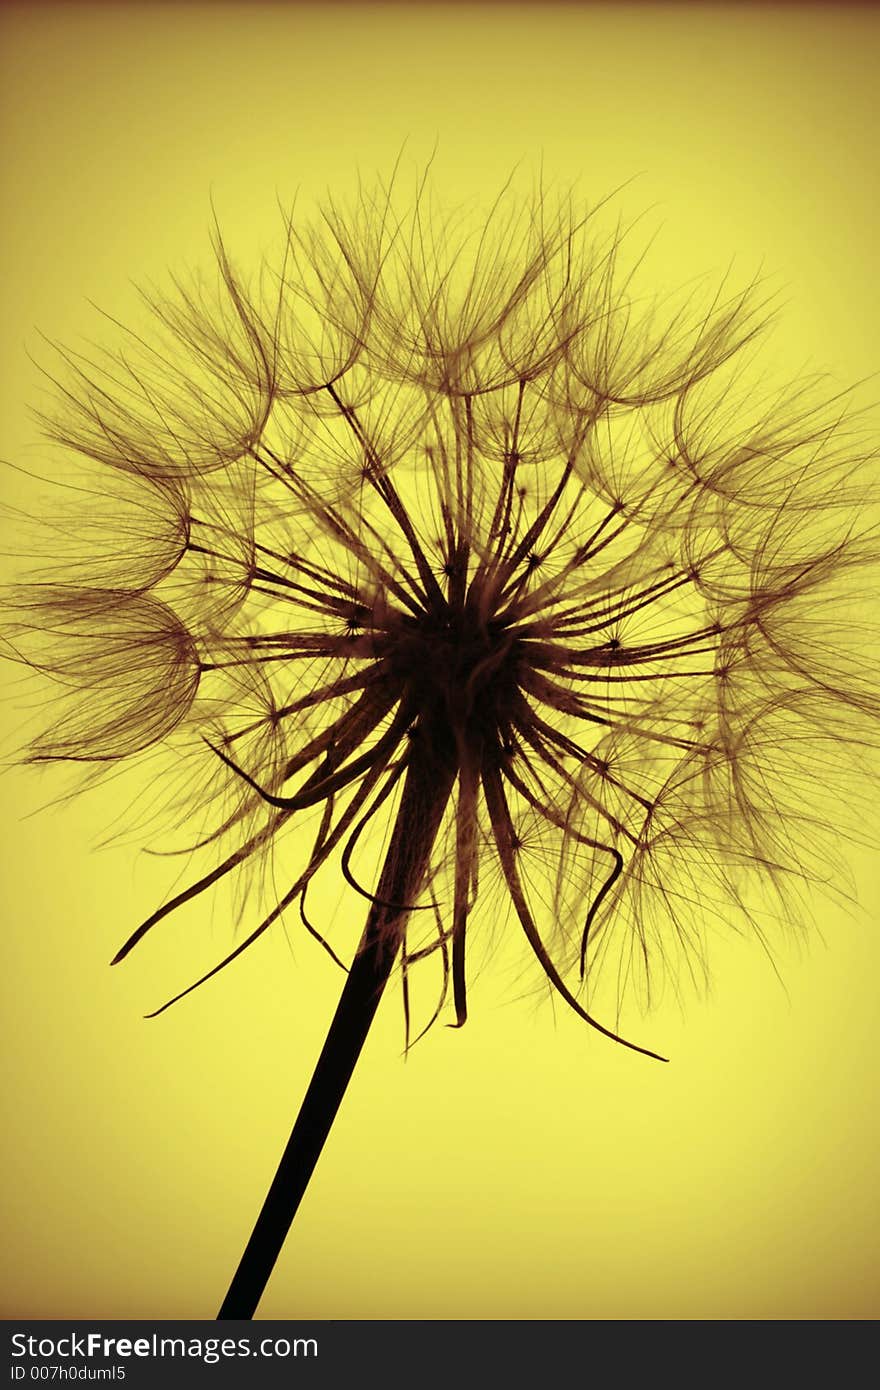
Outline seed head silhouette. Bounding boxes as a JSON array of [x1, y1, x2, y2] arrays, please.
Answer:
[[4, 173, 879, 1318]]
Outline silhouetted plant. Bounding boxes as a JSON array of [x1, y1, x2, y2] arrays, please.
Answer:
[[4, 172, 878, 1318]]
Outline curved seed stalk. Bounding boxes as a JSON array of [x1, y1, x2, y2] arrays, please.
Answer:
[[218, 733, 456, 1318]]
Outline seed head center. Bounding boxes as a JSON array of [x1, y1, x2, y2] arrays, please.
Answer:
[[389, 595, 521, 736]]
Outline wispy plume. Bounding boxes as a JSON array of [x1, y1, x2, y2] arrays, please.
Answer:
[[3, 169, 878, 1317]]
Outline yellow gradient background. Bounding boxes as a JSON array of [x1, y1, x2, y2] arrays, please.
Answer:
[[1, 2, 878, 1320]]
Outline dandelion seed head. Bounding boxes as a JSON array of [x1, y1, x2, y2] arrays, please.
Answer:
[[4, 172, 879, 1054]]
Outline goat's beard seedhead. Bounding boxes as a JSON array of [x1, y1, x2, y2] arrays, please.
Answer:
[[5, 175, 879, 1053]]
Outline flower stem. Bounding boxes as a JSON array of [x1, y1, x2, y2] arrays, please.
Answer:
[[216, 736, 457, 1319]]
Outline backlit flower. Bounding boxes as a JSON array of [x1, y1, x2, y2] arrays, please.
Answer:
[[5, 174, 878, 1317]]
